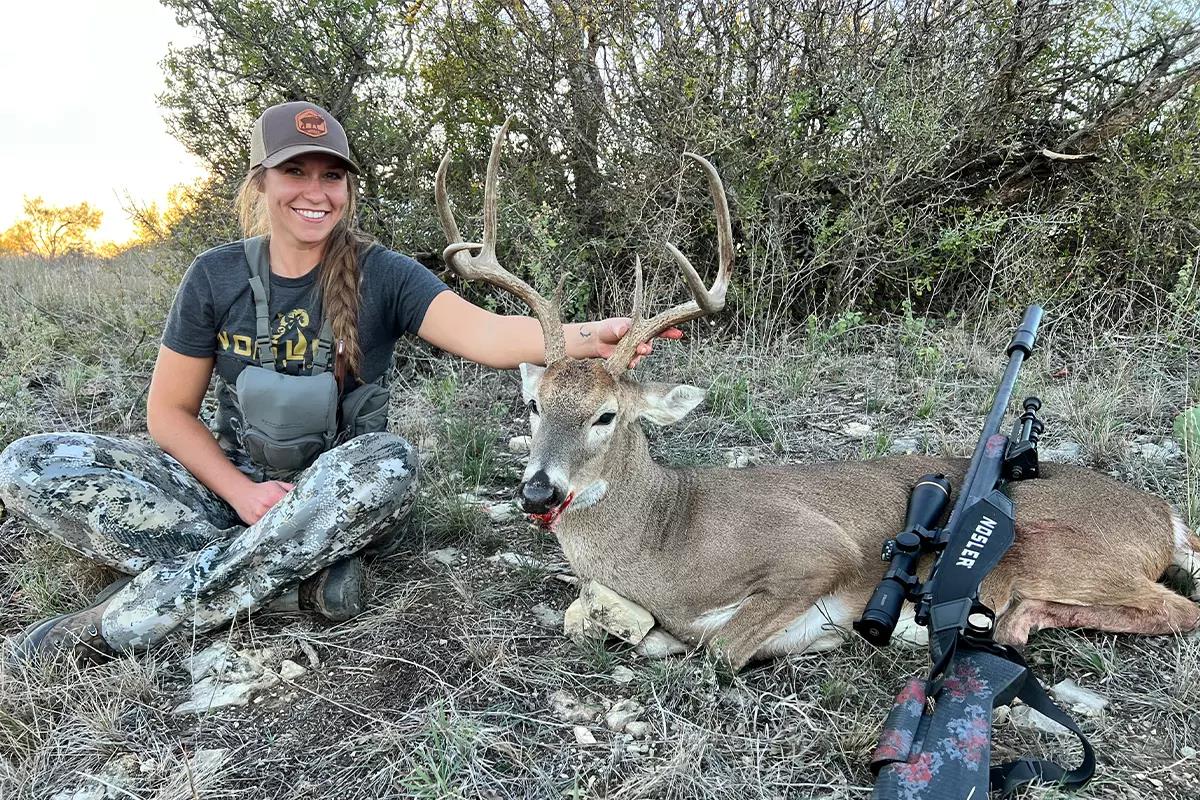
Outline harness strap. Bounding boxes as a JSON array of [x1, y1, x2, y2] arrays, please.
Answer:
[[242, 235, 335, 373]]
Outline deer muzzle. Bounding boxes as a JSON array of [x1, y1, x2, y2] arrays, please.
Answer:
[[518, 469, 566, 514]]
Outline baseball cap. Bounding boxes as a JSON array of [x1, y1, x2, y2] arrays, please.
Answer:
[[250, 101, 361, 174]]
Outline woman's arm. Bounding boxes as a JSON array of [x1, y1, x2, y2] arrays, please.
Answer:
[[147, 346, 290, 524], [416, 291, 680, 368]]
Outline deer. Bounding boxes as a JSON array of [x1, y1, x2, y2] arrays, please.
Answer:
[[435, 119, 1200, 671]]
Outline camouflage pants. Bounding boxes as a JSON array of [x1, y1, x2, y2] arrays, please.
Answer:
[[0, 432, 418, 649]]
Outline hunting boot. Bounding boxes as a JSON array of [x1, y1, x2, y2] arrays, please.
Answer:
[[9, 576, 130, 666], [296, 556, 365, 622]]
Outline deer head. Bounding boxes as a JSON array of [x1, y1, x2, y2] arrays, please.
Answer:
[[436, 118, 733, 518]]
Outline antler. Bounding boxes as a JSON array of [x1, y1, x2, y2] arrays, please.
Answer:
[[436, 115, 567, 364], [605, 153, 734, 376]]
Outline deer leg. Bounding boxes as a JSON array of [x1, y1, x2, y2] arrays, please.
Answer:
[[710, 590, 839, 671], [995, 582, 1200, 645]]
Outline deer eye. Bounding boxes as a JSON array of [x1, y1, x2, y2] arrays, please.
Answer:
[[593, 412, 616, 426], [527, 399, 539, 416]]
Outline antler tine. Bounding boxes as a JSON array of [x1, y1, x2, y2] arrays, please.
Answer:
[[481, 115, 514, 260], [605, 152, 734, 376], [435, 116, 567, 364]]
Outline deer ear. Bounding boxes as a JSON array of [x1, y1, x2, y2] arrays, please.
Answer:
[[519, 363, 546, 403], [639, 383, 705, 426]]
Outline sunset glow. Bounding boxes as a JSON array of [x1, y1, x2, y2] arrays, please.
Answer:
[[0, 0, 205, 247]]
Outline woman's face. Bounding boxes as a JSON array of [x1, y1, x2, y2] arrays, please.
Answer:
[[261, 153, 350, 249]]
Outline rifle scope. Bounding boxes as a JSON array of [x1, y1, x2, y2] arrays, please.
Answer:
[[853, 474, 952, 647]]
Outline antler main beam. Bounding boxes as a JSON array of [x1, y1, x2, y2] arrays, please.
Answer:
[[605, 153, 734, 376], [435, 116, 567, 364]]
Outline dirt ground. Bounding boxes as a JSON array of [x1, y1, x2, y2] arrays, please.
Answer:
[[2, 258, 1199, 799]]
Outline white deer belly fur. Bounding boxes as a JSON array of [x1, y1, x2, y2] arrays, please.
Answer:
[[691, 594, 927, 658]]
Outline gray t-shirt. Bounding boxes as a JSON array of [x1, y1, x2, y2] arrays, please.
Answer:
[[163, 240, 449, 388]]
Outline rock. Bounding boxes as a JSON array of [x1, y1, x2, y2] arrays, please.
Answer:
[[564, 598, 604, 640], [888, 438, 919, 455], [1181, 745, 1197, 759], [580, 581, 655, 644], [1051, 679, 1108, 717], [611, 666, 635, 684], [1009, 704, 1071, 736], [993, 705, 1010, 725], [185, 641, 231, 681], [634, 628, 689, 659], [484, 501, 520, 523], [724, 448, 762, 469], [841, 422, 873, 439], [531, 603, 564, 630], [605, 699, 644, 732], [427, 547, 461, 567], [1042, 440, 1082, 461], [573, 726, 597, 745], [624, 721, 650, 738], [1134, 440, 1181, 462], [172, 672, 280, 715], [279, 659, 307, 681], [488, 551, 545, 570], [508, 435, 532, 454], [49, 753, 139, 800], [549, 690, 603, 724]]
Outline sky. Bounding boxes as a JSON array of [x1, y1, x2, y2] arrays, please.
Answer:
[[0, 0, 204, 244]]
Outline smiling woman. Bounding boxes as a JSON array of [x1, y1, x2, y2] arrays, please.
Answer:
[[0, 100, 679, 666]]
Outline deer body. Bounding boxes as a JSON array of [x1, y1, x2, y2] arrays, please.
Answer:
[[437, 120, 1200, 670]]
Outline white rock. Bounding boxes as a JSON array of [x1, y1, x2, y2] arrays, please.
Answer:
[[724, 448, 762, 469], [484, 502, 520, 523], [580, 581, 655, 644], [624, 721, 650, 738], [564, 598, 604, 641], [549, 690, 603, 724], [184, 641, 231, 681], [842, 422, 873, 439], [1051, 679, 1108, 717], [634, 628, 689, 659], [889, 438, 919, 455], [611, 666, 635, 684], [1009, 704, 1071, 736], [279, 659, 307, 681], [508, 436, 531, 454], [531, 603, 564, 630], [573, 725, 597, 745], [427, 547, 461, 567], [605, 699, 644, 732], [1182, 745, 1197, 759], [172, 672, 280, 715]]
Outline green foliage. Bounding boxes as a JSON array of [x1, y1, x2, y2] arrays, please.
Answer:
[[150, 0, 1200, 327], [707, 377, 773, 442]]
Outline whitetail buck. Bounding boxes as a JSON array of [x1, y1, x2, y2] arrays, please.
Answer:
[[436, 120, 1200, 670]]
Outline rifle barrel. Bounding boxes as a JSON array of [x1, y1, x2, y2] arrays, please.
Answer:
[[945, 305, 1042, 531]]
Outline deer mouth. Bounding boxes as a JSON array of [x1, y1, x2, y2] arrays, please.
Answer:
[[527, 492, 574, 529]]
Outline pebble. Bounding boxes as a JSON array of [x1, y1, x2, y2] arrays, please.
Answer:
[[611, 666, 635, 684], [573, 726, 597, 745], [842, 422, 873, 439]]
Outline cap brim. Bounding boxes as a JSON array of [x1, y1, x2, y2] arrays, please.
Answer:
[[261, 144, 360, 174]]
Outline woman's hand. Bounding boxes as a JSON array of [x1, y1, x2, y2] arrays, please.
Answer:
[[570, 318, 684, 368], [232, 480, 296, 526]]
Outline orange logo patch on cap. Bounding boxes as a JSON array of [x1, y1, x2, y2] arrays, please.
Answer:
[[295, 109, 328, 138]]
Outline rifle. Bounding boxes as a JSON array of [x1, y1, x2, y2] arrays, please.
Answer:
[[854, 306, 1096, 799]]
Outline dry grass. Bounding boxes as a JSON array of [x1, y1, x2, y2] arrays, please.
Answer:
[[1, 254, 1199, 798]]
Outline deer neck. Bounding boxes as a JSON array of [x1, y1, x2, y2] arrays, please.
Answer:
[[554, 426, 682, 572]]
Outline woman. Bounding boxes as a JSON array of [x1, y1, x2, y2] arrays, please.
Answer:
[[0, 101, 673, 664]]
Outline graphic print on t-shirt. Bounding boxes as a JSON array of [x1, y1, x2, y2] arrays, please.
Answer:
[[216, 306, 320, 372]]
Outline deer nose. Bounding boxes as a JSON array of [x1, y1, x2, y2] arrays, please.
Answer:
[[519, 470, 564, 514]]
